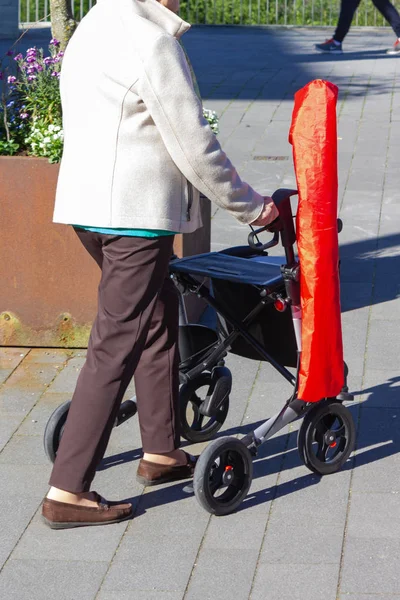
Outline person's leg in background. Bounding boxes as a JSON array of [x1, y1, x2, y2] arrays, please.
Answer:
[[315, 0, 362, 53], [42, 232, 192, 528], [372, 0, 400, 53]]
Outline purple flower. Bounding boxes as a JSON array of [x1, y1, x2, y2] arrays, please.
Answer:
[[51, 71, 59, 77], [43, 56, 53, 66], [14, 53, 23, 61], [0, 72, 3, 80], [26, 66, 37, 74], [37, 65, 44, 72], [6, 50, 14, 56], [7, 75, 17, 84], [27, 75, 36, 82], [20, 112, 29, 119], [26, 55, 36, 63], [50, 38, 60, 47], [26, 47, 37, 55]]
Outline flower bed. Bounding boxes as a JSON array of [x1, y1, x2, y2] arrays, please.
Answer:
[[0, 39, 64, 162], [0, 39, 219, 163]]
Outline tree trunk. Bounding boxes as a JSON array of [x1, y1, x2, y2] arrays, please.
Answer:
[[50, 0, 77, 50]]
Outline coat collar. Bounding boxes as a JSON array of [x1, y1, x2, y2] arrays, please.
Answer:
[[98, 0, 191, 39]]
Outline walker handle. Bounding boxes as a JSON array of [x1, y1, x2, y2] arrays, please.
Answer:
[[247, 228, 279, 252], [247, 189, 298, 252], [271, 188, 298, 248]]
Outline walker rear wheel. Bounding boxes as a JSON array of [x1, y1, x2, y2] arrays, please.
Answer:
[[43, 400, 71, 463], [297, 400, 355, 475], [193, 437, 253, 515], [179, 373, 229, 443]]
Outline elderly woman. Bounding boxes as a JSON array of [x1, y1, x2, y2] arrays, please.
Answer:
[[42, 0, 278, 529]]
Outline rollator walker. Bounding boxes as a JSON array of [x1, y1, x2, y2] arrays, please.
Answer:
[[168, 186, 355, 515]]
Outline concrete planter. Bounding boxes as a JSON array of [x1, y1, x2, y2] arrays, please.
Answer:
[[0, 156, 210, 347]]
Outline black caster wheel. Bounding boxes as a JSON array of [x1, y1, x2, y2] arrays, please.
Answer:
[[43, 397, 138, 463], [297, 400, 355, 475], [179, 373, 229, 443], [193, 436, 253, 515], [43, 400, 71, 463]]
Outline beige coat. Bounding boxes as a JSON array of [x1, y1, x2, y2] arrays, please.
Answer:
[[53, 0, 264, 232]]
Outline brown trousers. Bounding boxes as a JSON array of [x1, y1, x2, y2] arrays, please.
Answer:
[[49, 230, 180, 493]]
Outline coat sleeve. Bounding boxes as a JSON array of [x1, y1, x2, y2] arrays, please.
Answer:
[[134, 33, 264, 224]]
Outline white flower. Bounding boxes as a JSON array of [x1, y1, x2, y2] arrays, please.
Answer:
[[43, 136, 51, 144], [48, 124, 55, 132]]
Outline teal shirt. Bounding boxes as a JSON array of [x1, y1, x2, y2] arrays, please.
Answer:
[[74, 226, 176, 238]]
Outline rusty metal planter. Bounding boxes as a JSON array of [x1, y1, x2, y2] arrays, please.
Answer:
[[0, 156, 210, 348]]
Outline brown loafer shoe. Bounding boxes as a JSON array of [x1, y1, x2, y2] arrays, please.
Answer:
[[41, 492, 133, 529], [136, 451, 197, 486]]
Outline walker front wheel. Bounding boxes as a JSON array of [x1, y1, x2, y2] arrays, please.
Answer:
[[297, 400, 355, 475], [193, 437, 253, 515]]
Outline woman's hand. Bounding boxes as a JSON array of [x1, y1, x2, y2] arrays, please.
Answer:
[[250, 196, 279, 227]]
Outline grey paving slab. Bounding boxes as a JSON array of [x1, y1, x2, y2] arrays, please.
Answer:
[[102, 550, 193, 594], [97, 592, 183, 600], [101, 486, 208, 594], [352, 407, 400, 493], [0, 360, 61, 415], [200, 502, 271, 552], [0, 496, 40, 569], [0, 559, 108, 600], [361, 369, 400, 408], [340, 537, 400, 595], [0, 348, 30, 384], [0, 414, 23, 452], [365, 319, 400, 371], [0, 434, 49, 465], [341, 307, 370, 376], [340, 282, 373, 313], [339, 596, 400, 600], [185, 548, 259, 600], [259, 520, 344, 565], [250, 563, 340, 600], [24, 349, 74, 364], [16, 391, 73, 436], [346, 492, 400, 539], [47, 355, 86, 393], [13, 511, 130, 563], [0, 464, 50, 499]]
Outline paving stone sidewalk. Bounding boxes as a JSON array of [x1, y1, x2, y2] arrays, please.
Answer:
[[1, 25, 400, 600]]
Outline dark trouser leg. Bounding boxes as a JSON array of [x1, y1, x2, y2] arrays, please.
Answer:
[[49, 232, 177, 493], [372, 0, 400, 37], [334, 0, 362, 42], [134, 276, 180, 454]]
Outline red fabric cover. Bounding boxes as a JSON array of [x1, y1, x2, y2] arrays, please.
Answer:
[[288, 80, 344, 401]]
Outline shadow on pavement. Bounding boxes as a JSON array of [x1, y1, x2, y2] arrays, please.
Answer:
[[108, 373, 400, 515]]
